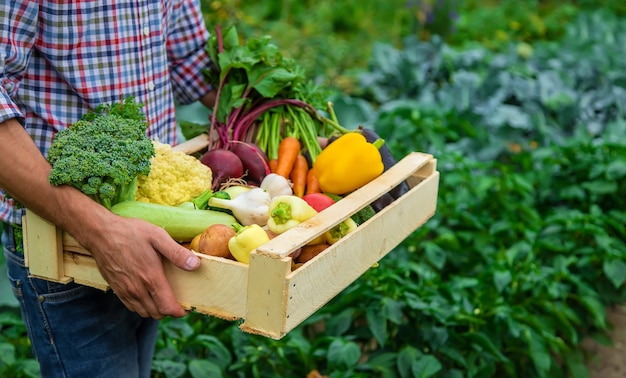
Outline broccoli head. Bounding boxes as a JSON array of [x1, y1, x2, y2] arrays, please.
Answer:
[[47, 97, 155, 209]]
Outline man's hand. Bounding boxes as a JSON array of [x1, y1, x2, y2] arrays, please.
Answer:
[[79, 212, 202, 319]]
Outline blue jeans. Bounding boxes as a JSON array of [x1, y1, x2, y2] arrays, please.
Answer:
[[2, 223, 159, 378]]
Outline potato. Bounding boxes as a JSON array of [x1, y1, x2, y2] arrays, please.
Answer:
[[191, 224, 237, 259], [297, 243, 330, 264]]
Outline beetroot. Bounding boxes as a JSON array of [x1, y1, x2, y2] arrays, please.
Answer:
[[200, 149, 244, 190], [228, 141, 271, 186]]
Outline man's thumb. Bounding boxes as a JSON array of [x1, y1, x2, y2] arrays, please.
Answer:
[[164, 244, 202, 271]]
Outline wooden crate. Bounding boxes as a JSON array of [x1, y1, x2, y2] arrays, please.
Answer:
[[23, 134, 439, 339]]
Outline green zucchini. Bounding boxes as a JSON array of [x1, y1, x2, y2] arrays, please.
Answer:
[[111, 200, 240, 242]]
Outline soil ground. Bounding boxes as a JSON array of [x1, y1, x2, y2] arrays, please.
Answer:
[[583, 305, 626, 378]]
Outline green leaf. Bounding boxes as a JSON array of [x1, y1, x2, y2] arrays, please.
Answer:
[[424, 243, 447, 270], [493, 270, 512, 293], [464, 332, 509, 363], [398, 346, 422, 378], [384, 298, 405, 324], [325, 308, 355, 336], [189, 360, 223, 378], [603, 259, 626, 288], [248, 66, 299, 98], [195, 335, 232, 370], [411, 355, 442, 378], [0, 342, 15, 365], [159, 318, 194, 340], [439, 346, 468, 368], [327, 339, 361, 371], [606, 160, 626, 180], [423, 327, 449, 350], [563, 349, 589, 378], [525, 328, 551, 375], [581, 180, 618, 195], [579, 295, 607, 329], [366, 352, 399, 376], [219, 46, 259, 75], [221, 25, 240, 51], [367, 306, 388, 347], [152, 360, 186, 377]]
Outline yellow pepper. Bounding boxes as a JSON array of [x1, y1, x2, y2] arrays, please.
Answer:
[[325, 217, 358, 244], [312, 132, 384, 195], [266, 195, 318, 234], [228, 223, 270, 264]]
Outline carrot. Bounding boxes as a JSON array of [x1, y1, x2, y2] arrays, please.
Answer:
[[290, 154, 308, 197], [305, 169, 321, 195], [274, 136, 300, 178], [268, 159, 278, 173]]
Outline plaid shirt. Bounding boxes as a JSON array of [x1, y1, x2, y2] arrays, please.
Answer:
[[0, 1, 214, 224]]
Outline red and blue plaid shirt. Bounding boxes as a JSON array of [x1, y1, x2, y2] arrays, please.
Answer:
[[0, 1, 214, 224]]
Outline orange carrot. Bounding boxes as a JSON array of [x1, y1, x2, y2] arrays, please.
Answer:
[[305, 169, 321, 195], [290, 154, 308, 197], [269, 159, 278, 173], [274, 136, 300, 178]]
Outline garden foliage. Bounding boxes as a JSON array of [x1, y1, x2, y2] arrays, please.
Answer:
[[152, 9, 626, 378]]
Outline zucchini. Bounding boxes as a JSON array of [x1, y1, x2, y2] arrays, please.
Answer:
[[111, 200, 240, 242]]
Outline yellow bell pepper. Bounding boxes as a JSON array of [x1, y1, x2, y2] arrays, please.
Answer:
[[312, 132, 384, 195], [228, 223, 270, 264], [325, 217, 358, 244], [267, 195, 318, 234]]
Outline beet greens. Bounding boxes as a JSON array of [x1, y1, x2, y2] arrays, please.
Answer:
[[202, 25, 348, 162]]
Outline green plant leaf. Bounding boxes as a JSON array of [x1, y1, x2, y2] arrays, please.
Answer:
[[579, 295, 607, 329], [366, 307, 387, 347], [464, 332, 509, 363], [562, 349, 589, 378], [189, 360, 223, 378], [152, 360, 186, 378], [602, 259, 626, 288], [493, 270, 512, 293], [248, 66, 299, 98], [195, 335, 232, 370], [159, 318, 194, 340], [0, 342, 15, 365], [581, 180, 618, 195], [411, 355, 442, 378], [398, 346, 422, 378], [325, 308, 355, 336], [327, 339, 361, 371], [525, 328, 552, 375]]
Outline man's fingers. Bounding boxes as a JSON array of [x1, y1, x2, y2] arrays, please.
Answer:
[[159, 241, 202, 272]]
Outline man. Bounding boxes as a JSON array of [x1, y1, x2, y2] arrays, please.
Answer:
[[0, 2, 216, 376]]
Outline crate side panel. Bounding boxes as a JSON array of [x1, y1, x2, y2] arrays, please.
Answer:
[[163, 255, 249, 320], [24, 211, 69, 283], [240, 254, 293, 339], [283, 172, 440, 333]]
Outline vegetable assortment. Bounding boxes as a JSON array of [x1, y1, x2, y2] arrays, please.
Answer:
[[48, 27, 411, 269]]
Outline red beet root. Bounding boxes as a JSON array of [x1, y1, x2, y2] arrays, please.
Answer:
[[228, 141, 271, 186], [200, 148, 244, 190]]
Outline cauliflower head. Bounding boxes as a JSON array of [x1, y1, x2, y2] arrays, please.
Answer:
[[136, 140, 212, 206]]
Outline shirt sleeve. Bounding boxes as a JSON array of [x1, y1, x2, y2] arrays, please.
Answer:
[[167, 0, 214, 105], [0, 3, 38, 125]]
